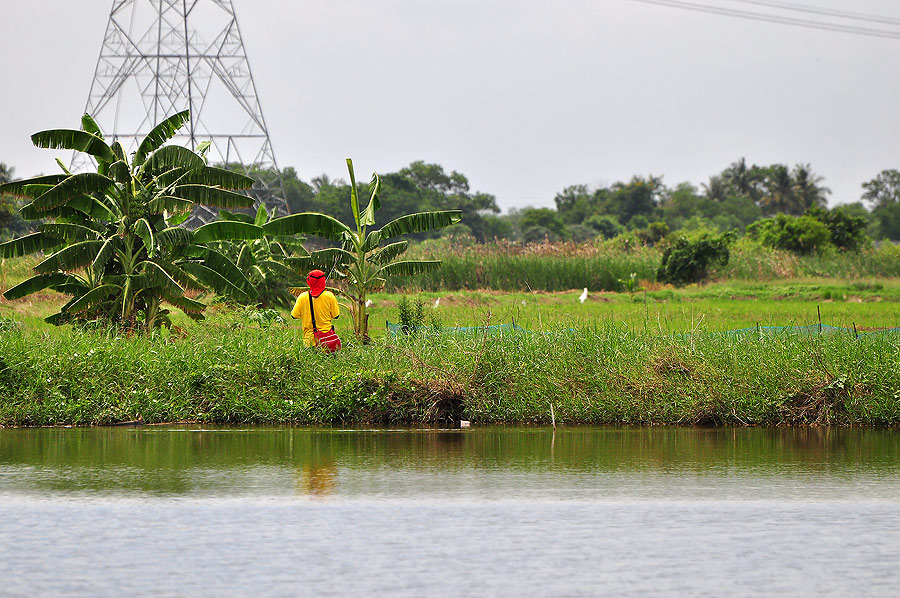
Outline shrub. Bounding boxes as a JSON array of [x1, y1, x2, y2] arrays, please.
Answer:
[[657, 231, 734, 286], [806, 207, 870, 251], [746, 214, 831, 254]]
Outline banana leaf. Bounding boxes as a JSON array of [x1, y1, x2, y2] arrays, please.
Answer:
[[143, 144, 204, 175], [183, 166, 254, 190], [3, 273, 78, 300], [369, 240, 409, 265], [360, 172, 381, 227], [35, 240, 105, 273], [133, 110, 191, 166], [32, 173, 113, 211], [173, 185, 254, 209], [378, 210, 462, 239], [181, 262, 256, 303], [66, 284, 121, 314], [0, 175, 67, 197], [133, 218, 155, 258], [263, 212, 351, 240], [0, 232, 61, 258], [81, 114, 104, 139], [39, 223, 100, 242], [31, 129, 116, 163], [142, 260, 184, 296], [192, 221, 265, 244], [156, 227, 194, 248]]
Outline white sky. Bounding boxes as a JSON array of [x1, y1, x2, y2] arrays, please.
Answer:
[[2, 0, 900, 211]]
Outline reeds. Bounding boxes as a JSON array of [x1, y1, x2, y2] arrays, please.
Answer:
[[389, 241, 900, 291]]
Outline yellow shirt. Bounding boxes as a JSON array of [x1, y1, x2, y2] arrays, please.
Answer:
[[291, 290, 340, 347]]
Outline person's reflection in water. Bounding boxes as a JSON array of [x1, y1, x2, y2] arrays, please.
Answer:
[[297, 460, 338, 497]]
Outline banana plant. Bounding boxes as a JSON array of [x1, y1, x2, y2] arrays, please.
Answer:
[[263, 158, 461, 340], [0, 111, 262, 331], [207, 205, 307, 307]]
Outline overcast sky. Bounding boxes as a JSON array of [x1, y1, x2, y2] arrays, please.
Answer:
[[2, 0, 900, 211]]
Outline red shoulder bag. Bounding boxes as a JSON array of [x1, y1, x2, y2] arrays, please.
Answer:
[[309, 293, 342, 353]]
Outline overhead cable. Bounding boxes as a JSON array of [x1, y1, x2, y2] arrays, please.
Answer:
[[726, 0, 900, 28], [626, 0, 900, 40]]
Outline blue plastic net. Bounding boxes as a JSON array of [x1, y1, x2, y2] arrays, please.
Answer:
[[387, 321, 900, 338], [386, 322, 529, 337]]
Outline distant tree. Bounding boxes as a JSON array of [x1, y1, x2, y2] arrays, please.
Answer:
[[605, 175, 665, 225], [721, 157, 765, 202], [0, 163, 14, 231], [702, 175, 729, 202], [520, 207, 566, 242], [282, 167, 316, 214], [397, 161, 469, 195], [585, 214, 624, 239], [862, 169, 900, 240], [792, 164, 830, 211], [760, 164, 799, 215]]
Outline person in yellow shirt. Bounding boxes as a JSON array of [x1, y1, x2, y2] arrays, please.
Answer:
[[291, 269, 341, 349]]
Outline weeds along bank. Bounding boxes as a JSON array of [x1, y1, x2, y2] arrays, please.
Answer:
[[390, 241, 900, 291], [1, 323, 899, 427]]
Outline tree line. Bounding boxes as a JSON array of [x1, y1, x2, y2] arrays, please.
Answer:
[[5, 157, 900, 245]]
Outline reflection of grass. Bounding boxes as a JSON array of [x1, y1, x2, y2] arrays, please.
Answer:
[[2, 312, 899, 427]]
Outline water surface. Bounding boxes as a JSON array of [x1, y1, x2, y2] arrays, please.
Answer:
[[1, 427, 898, 596]]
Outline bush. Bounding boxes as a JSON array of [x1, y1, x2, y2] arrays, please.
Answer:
[[806, 207, 870, 251], [657, 231, 734, 286], [746, 214, 831, 254]]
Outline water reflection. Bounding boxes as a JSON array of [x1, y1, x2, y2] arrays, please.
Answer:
[[0, 426, 898, 499]]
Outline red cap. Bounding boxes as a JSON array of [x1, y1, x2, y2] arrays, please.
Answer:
[[307, 269, 326, 297]]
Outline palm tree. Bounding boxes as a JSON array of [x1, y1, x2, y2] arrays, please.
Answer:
[[264, 158, 461, 340], [0, 111, 260, 330], [760, 164, 800, 215], [792, 163, 830, 211], [722, 157, 763, 202], [702, 175, 729, 202]]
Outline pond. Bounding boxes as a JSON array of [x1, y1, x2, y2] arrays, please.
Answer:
[[1, 427, 899, 596]]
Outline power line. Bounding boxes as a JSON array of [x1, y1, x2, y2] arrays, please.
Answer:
[[626, 0, 900, 40], [726, 0, 900, 28]]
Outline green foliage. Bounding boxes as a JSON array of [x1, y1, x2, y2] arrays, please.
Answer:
[[585, 214, 624, 239], [657, 232, 735, 287], [3, 315, 900, 426], [238, 305, 285, 328], [396, 295, 427, 334], [519, 207, 566, 242], [746, 213, 832, 254], [0, 112, 258, 331], [863, 169, 900, 240], [617, 272, 645, 298], [805, 207, 870, 251], [269, 158, 461, 339], [208, 206, 306, 307]]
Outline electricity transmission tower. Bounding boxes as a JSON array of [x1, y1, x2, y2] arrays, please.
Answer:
[[80, 0, 287, 226]]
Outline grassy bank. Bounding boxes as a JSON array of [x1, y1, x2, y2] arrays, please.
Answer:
[[1, 317, 899, 427]]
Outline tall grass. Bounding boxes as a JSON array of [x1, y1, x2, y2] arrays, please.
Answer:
[[2, 319, 898, 427], [392, 240, 900, 291]]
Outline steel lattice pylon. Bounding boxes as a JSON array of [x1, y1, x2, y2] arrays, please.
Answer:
[[79, 0, 287, 226]]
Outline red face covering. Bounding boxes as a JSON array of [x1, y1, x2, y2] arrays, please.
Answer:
[[307, 270, 327, 297]]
